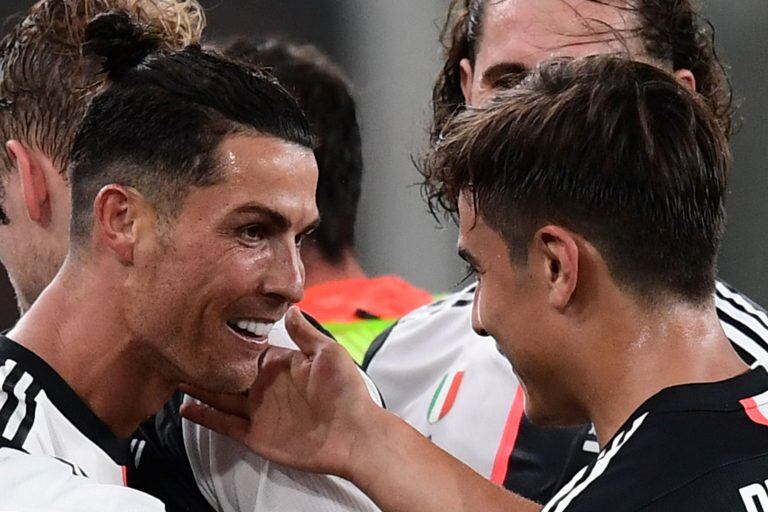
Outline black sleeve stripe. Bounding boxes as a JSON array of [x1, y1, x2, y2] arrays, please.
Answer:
[[716, 307, 768, 364], [362, 321, 399, 371], [715, 288, 768, 335], [0, 364, 25, 438], [11, 379, 42, 447], [0, 436, 29, 452]]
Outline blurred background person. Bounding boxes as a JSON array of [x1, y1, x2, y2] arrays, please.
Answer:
[[224, 38, 432, 363]]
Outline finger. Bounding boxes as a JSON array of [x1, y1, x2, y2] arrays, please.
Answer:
[[179, 385, 249, 419], [285, 306, 334, 357], [180, 401, 250, 441]]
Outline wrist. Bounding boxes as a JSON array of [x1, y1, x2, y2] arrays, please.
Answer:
[[340, 403, 396, 483]]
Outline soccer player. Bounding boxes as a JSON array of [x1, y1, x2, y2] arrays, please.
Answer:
[[224, 39, 432, 363], [0, 10, 377, 511], [184, 55, 768, 512], [363, 0, 768, 501]]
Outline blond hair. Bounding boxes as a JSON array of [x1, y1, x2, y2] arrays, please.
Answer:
[[0, 0, 206, 222]]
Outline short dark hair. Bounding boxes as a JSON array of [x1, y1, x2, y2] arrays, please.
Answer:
[[224, 38, 362, 264], [0, 0, 205, 224], [433, 0, 734, 145], [69, 12, 313, 244], [423, 56, 730, 303]]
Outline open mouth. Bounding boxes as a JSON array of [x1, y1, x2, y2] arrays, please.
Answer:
[[226, 319, 275, 343]]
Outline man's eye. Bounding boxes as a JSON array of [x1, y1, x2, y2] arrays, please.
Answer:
[[456, 263, 478, 287], [241, 225, 264, 242]]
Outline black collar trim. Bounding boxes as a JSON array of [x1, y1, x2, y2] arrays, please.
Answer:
[[0, 336, 131, 465]]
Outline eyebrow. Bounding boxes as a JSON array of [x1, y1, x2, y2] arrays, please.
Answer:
[[480, 61, 529, 87], [232, 203, 321, 234]]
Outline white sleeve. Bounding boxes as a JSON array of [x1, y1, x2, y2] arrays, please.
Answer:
[[0, 446, 165, 512], [181, 318, 381, 512], [183, 419, 380, 512]]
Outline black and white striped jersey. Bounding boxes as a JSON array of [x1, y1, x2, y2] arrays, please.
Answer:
[[364, 279, 768, 503], [0, 335, 165, 511], [541, 367, 768, 511]]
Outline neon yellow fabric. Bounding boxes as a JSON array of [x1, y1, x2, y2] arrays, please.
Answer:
[[323, 319, 396, 364]]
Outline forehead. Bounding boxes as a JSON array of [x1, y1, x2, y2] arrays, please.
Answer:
[[180, 135, 319, 223], [477, 0, 643, 70], [457, 191, 510, 262], [457, 191, 480, 248]]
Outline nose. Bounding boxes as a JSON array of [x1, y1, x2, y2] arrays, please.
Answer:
[[471, 291, 489, 337], [264, 240, 305, 304]]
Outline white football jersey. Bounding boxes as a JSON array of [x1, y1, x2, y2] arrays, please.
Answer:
[[0, 336, 165, 511]]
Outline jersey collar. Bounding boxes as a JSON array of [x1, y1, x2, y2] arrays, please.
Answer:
[[0, 335, 131, 465]]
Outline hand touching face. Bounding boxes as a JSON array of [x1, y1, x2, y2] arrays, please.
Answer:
[[180, 307, 381, 479]]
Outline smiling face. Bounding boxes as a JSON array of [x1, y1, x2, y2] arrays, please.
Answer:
[[457, 192, 585, 425], [127, 134, 319, 392], [461, 0, 648, 106]]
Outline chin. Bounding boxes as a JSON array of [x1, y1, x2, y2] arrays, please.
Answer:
[[187, 358, 259, 394]]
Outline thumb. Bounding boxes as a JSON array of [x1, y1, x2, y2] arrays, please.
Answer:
[[285, 306, 333, 358]]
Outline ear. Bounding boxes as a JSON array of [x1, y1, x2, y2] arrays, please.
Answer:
[[459, 58, 475, 105], [5, 140, 49, 223], [93, 185, 143, 264], [673, 69, 697, 94], [533, 225, 580, 311]]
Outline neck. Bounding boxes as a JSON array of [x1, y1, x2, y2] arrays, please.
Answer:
[[574, 296, 748, 448], [9, 259, 176, 438], [302, 244, 366, 289]]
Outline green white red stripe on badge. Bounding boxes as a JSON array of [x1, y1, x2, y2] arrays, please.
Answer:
[[428, 371, 465, 424]]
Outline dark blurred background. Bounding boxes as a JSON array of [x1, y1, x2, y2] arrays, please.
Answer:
[[0, 0, 765, 328]]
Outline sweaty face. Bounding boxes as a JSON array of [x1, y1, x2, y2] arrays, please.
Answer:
[[128, 135, 319, 393], [457, 193, 579, 425], [464, 0, 647, 106]]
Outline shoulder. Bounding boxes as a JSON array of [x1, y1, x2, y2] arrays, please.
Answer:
[[180, 394, 380, 512], [0, 443, 165, 511], [637, 453, 768, 511], [544, 406, 768, 512]]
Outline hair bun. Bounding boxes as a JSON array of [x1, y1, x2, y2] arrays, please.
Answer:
[[84, 11, 162, 79]]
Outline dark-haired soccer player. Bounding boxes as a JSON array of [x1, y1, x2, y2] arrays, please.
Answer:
[[224, 39, 431, 363], [0, 10, 376, 511], [184, 56, 768, 512], [364, 0, 768, 501]]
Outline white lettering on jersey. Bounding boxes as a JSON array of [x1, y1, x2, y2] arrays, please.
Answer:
[[740, 481, 768, 512]]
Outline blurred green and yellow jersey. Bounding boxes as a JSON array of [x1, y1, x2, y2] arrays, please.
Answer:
[[297, 275, 432, 363]]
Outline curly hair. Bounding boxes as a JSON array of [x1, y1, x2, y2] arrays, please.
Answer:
[[432, 0, 734, 145], [0, 0, 206, 223]]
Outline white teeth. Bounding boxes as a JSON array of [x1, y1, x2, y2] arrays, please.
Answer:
[[230, 319, 275, 338]]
